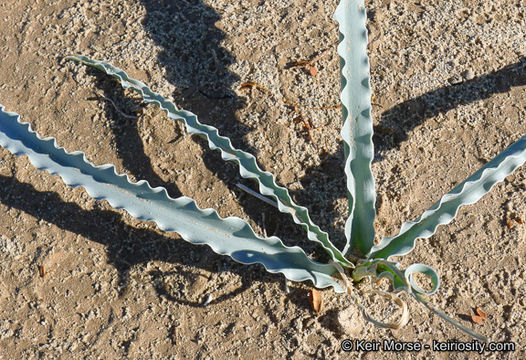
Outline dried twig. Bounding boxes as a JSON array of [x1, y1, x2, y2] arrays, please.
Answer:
[[286, 47, 332, 76], [235, 182, 278, 208], [89, 91, 138, 120]]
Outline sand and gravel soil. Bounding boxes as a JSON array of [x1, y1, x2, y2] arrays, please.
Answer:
[[0, 0, 525, 359]]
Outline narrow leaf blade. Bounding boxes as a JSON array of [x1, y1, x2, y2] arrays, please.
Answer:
[[65, 55, 351, 267], [412, 293, 488, 342], [368, 136, 526, 260], [334, 0, 376, 256], [0, 105, 345, 292]]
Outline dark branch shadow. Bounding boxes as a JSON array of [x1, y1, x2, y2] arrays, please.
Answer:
[[137, 0, 270, 215], [375, 57, 526, 152]]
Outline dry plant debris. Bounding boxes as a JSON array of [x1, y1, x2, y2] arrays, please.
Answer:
[[309, 288, 323, 315], [471, 307, 487, 325]]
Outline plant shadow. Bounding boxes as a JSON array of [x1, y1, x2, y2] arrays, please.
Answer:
[[0, 174, 318, 312], [374, 57, 526, 153], [81, 11, 526, 274], [0, 174, 268, 306], [87, 74, 184, 200], [90, 0, 287, 233], [139, 0, 249, 145]]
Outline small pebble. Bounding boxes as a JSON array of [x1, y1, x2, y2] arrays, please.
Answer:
[[202, 294, 213, 306], [448, 75, 463, 85], [461, 69, 475, 80]]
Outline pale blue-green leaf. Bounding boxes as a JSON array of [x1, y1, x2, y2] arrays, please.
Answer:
[[0, 105, 345, 292], [404, 263, 439, 296], [368, 136, 526, 260], [65, 55, 352, 267], [334, 0, 376, 256]]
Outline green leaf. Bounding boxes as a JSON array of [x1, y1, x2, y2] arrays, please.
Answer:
[[353, 260, 439, 295], [334, 0, 376, 256], [65, 55, 352, 267], [368, 136, 526, 260], [0, 105, 345, 292]]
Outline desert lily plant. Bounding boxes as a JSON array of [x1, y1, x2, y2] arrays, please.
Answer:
[[0, 0, 525, 341]]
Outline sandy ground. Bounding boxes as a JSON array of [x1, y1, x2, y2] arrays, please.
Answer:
[[0, 0, 525, 359]]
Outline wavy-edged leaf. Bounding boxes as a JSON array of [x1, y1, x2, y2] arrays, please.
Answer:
[[65, 55, 352, 267], [368, 136, 526, 260], [334, 0, 376, 256], [0, 104, 345, 292]]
